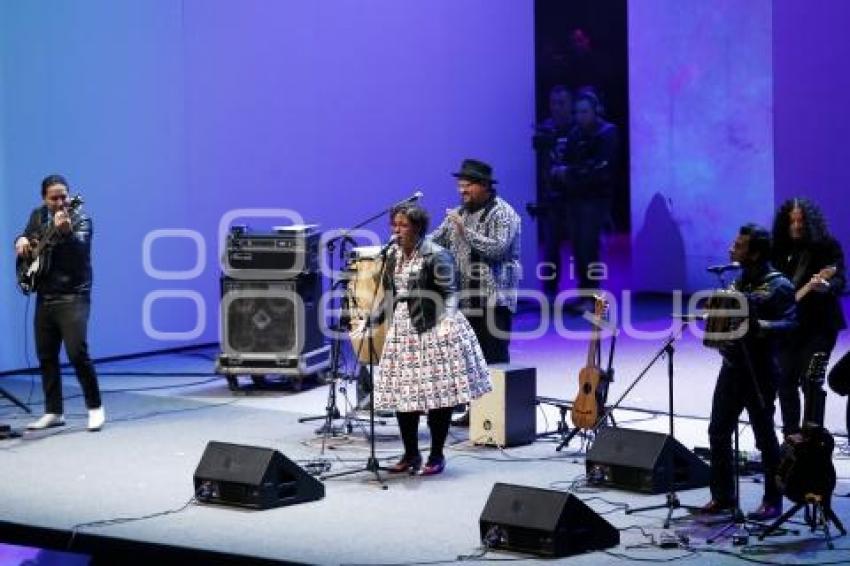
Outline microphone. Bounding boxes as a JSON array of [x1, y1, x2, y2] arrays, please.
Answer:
[[706, 262, 741, 274], [379, 235, 398, 255], [403, 190, 424, 203]]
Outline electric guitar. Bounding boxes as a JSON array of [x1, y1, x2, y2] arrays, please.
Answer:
[[570, 296, 609, 430], [795, 266, 836, 302], [776, 352, 836, 504], [16, 195, 84, 295]]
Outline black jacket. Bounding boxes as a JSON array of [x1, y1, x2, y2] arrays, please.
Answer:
[[553, 119, 619, 199], [723, 264, 797, 377], [375, 239, 458, 334], [19, 206, 93, 295], [772, 236, 846, 334]]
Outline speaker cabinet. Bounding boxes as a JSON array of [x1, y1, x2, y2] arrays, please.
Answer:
[[218, 275, 329, 375], [586, 427, 710, 494], [470, 365, 536, 447], [479, 483, 619, 557], [193, 441, 325, 509]]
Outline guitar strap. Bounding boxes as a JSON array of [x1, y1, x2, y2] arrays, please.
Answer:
[[790, 249, 812, 288]]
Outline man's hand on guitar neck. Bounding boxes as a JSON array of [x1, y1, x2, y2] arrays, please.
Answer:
[[54, 209, 72, 234], [806, 274, 831, 294], [14, 236, 32, 257]]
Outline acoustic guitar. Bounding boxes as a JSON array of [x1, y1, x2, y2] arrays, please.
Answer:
[[570, 296, 609, 430], [776, 352, 836, 505], [795, 265, 836, 302], [16, 195, 84, 295]]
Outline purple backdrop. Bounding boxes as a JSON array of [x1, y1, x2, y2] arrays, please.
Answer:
[[628, 0, 774, 293], [0, 1, 535, 371], [773, 0, 850, 250]]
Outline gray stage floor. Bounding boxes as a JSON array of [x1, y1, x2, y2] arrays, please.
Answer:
[[3, 304, 850, 565]]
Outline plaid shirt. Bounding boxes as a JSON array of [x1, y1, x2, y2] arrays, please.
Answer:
[[430, 196, 521, 312]]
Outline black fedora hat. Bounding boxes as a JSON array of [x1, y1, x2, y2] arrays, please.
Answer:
[[451, 159, 498, 184]]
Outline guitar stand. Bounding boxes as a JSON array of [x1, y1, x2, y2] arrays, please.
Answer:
[[759, 494, 845, 548], [555, 376, 617, 452], [552, 323, 618, 452]]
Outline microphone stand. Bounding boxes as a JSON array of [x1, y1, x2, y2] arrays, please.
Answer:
[[321, 251, 392, 488], [624, 318, 703, 527], [337, 193, 421, 239], [299, 193, 415, 445]]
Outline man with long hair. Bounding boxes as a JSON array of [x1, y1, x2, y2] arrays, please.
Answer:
[[771, 198, 846, 438]]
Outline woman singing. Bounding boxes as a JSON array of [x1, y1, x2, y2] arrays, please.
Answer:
[[371, 203, 491, 476]]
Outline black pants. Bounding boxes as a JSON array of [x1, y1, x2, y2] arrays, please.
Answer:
[[465, 305, 512, 364], [778, 330, 838, 435], [565, 197, 611, 291], [708, 361, 781, 505], [541, 200, 570, 298], [827, 350, 850, 437], [396, 408, 454, 462], [35, 294, 101, 414]]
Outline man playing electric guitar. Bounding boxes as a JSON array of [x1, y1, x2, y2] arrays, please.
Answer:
[[771, 198, 846, 438], [14, 174, 105, 432]]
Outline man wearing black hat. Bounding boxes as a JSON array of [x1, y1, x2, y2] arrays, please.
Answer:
[[431, 159, 521, 425]]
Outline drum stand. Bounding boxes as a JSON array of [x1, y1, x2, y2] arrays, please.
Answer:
[[322, 256, 390, 488], [298, 239, 369, 437]]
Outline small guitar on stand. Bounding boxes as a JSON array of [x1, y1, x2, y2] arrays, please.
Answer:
[[795, 266, 836, 302], [570, 296, 610, 430], [761, 352, 846, 546], [16, 195, 84, 295]]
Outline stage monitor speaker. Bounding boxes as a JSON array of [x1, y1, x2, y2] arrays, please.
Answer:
[[193, 441, 325, 509], [479, 483, 619, 557], [470, 364, 536, 447], [586, 427, 710, 494]]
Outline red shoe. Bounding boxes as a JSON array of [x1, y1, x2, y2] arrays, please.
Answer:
[[419, 456, 446, 476], [747, 501, 783, 521], [388, 454, 421, 474], [696, 499, 734, 515]]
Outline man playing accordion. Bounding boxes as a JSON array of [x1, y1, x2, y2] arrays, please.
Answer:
[[700, 224, 797, 521]]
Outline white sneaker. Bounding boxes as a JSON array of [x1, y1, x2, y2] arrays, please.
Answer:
[[27, 413, 65, 430], [87, 407, 106, 431]]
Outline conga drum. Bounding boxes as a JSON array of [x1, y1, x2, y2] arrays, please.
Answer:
[[346, 246, 387, 364]]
